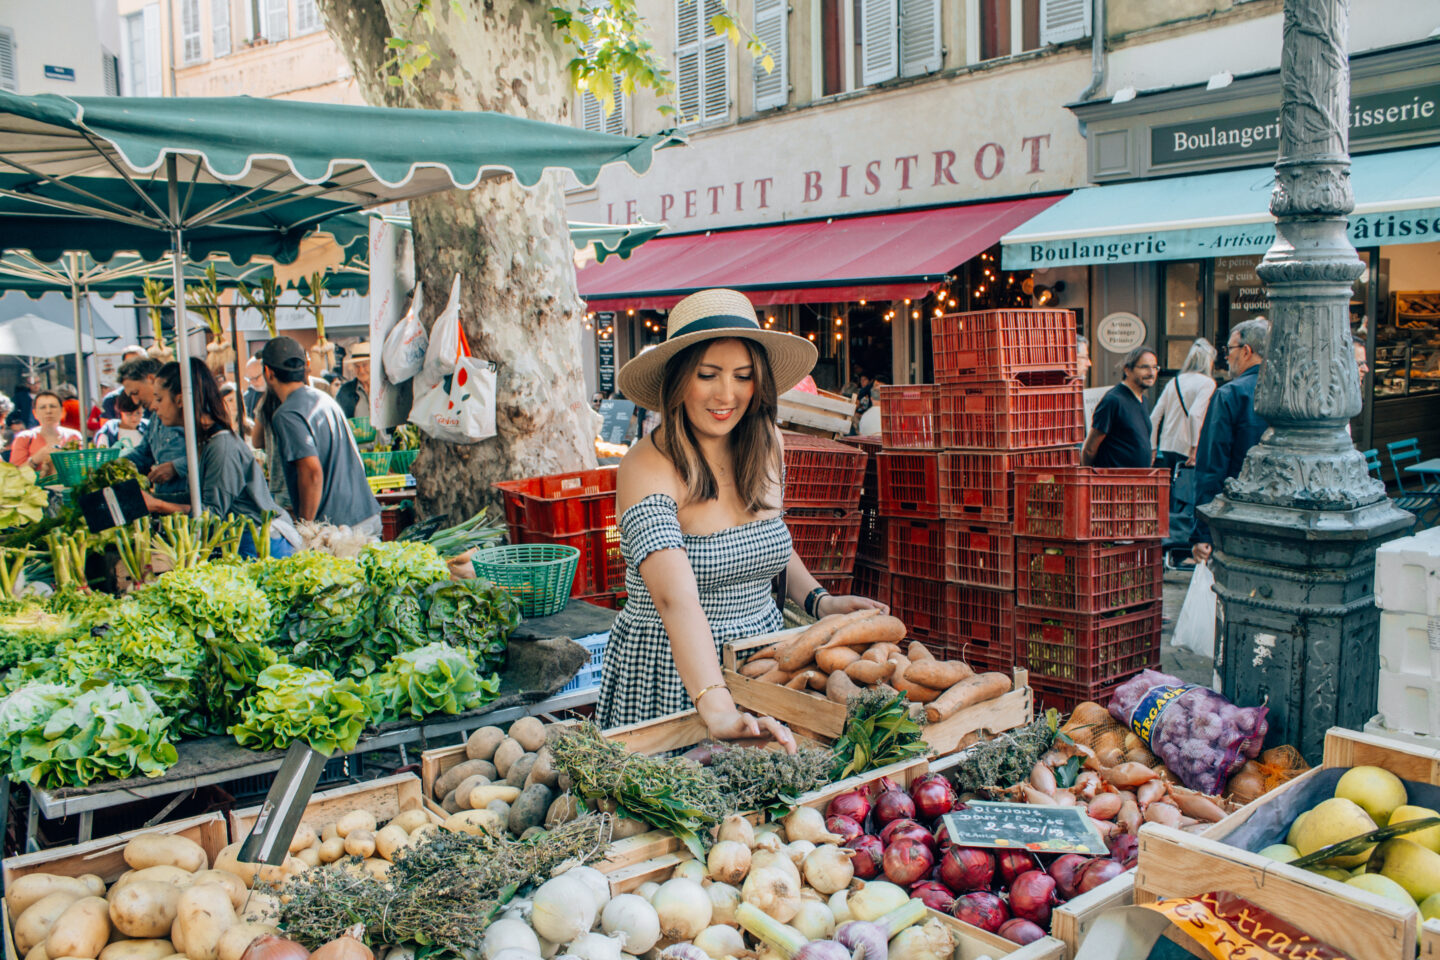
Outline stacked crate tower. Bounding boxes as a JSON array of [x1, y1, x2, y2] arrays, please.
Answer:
[[844, 436, 889, 606], [782, 432, 869, 598], [494, 467, 627, 609]]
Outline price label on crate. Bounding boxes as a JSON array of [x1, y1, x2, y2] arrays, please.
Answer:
[[941, 801, 1110, 854]]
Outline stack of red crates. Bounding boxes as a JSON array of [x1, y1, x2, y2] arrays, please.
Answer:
[[875, 309, 1086, 670], [494, 467, 627, 609], [783, 432, 868, 596], [840, 436, 889, 607]]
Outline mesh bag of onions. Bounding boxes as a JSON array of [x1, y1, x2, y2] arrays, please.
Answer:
[[1108, 670, 1268, 795]]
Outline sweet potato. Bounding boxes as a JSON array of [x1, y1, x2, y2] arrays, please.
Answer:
[[826, 669, 862, 704], [845, 659, 894, 685], [757, 667, 794, 685], [823, 615, 906, 649], [904, 659, 974, 689], [887, 655, 943, 703], [776, 610, 878, 670], [785, 671, 817, 690], [815, 646, 861, 673], [739, 657, 779, 678], [924, 672, 1013, 722], [907, 641, 934, 661], [863, 643, 900, 663], [807, 670, 830, 691]]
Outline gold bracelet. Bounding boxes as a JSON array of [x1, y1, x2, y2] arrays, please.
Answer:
[[693, 682, 727, 705]]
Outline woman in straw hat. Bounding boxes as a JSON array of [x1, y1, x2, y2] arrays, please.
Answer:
[[601, 289, 888, 742]]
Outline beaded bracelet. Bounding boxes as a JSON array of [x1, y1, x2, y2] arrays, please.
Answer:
[[805, 586, 829, 618]]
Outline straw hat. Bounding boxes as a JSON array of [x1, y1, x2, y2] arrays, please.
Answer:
[[616, 289, 817, 411]]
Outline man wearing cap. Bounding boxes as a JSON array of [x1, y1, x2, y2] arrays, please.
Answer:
[[262, 336, 380, 534], [336, 342, 371, 419]]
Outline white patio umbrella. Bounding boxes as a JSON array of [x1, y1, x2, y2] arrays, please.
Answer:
[[0, 312, 97, 358]]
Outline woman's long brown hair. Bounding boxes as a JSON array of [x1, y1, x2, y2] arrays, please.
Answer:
[[655, 337, 780, 513]]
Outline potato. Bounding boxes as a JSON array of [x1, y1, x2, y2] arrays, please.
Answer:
[[335, 810, 377, 839], [390, 809, 432, 834], [611, 816, 651, 840], [79, 876, 107, 898], [7, 875, 92, 919], [374, 825, 410, 862], [321, 822, 339, 843], [440, 791, 461, 815], [25, 943, 49, 960], [452, 774, 490, 810], [507, 784, 554, 836], [174, 884, 237, 960], [525, 748, 559, 789], [239, 892, 280, 926], [545, 793, 579, 827], [47, 896, 110, 960], [115, 866, 194, 893], [492, 739, 524, 779], [444, 810, 502, 836], [211, 844, 258, 889], [215, 923, 277, 960], [508, 716, 546, 753], [295, 846, 321, 868], [99, 941, 174, 960], [504, 754, 537, 788], [124, 834, 208, 873], [344, 830, 376, 859], [486, 800, 511, 822], [317, 837, 346, 864], [108, 880, 182, 938], [361, 859, 391, 881], [191, 872, 246, 911], [434, 759, 495, 800], [468, 784, 521, 809], [287, 824, 317, 854], [465, 726, 506, 761], [410, 823, 439, 840], [15, 891, 86, 954]]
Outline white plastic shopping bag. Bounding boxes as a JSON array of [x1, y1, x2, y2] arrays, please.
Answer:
[[382, 281, 428, 383], [449, 356, 497, 441], [419, 273, 464, 389], [1172, 560, 1217, 658], [408, 381, 459, 441]]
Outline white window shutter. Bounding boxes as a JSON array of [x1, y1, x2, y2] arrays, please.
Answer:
[[181, 0, 203, 63], [102, 52, 120, 95], [212, 0, 231, 56], [604, 88, 626, 135], [1040, 0, 1090, 45], [675, 0, 702, 124], [577, 11, 626, 135], [0, 29, 15, 92], [701, 37, 728, 121], [143, 4, 163, 95], [898, 0, 940, 77], [752, 0, 787, 111], [265, 0, 289, 40], [860, 0, 898, 86]]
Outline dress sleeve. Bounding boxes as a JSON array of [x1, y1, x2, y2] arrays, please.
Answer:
[[620, 493, 685, 568]]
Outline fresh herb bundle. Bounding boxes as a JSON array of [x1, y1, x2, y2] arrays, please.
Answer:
[[708, 744, 835, 819], [831, 689, 929, 780], [945, 712, 1058, 796]]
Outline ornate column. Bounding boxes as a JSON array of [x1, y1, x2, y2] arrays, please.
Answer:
[[1198, 0, 1413, 764]]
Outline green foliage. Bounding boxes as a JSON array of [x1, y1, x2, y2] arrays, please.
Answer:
[[250, 552, 361, 630], [281, 579, 379, 679], [359, 541, 448, 591], [372, 582, 429, 655], [423, 579, 519, 675], [0, 681, 178, 788], [230, 664, 370, 755], [0, 605, 85, 673], [831, 690, 929, 780], [0, 462, 50, 530], [365, 642, 501, 723]]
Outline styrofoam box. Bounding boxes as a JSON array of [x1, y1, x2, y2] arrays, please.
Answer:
[[1380, 610, 1440, 677], [1377, 668, 1440, 738], [1375, 525, 1440, 616], [1364, 713, 1440, 751]]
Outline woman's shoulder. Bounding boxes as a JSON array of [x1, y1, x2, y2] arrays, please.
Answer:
[[617, 439, 684, 515]]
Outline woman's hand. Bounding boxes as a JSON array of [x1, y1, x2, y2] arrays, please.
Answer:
[[705, 708, 798, 754], [817, 593, 889, 617]]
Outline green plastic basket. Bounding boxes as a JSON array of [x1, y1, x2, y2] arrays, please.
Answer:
[[50, 447, 122, 487], [389, 449, 418, 475], [471, 543, 579, 618], [349, 417, 377, 445], [360, 451, 391, 477]]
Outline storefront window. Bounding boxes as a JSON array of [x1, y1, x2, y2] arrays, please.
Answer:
[[1163, 260, 1204, 370]]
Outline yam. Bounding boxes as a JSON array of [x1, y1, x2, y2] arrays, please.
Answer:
[[108, 880, 182, 938], [190, 873, 245, 912], [924, 672, 1013, 723], [784, 671, 815, 690], [508, 784, 555, 836], [505, 753, 538, 787], [739, 657, 779, 678], [46, 897, 111, 960], [434, 758, 494, 801], [390, 809, 432, 834], [469, 783, 522, 809], [845, 659, 894, 685], [907, 641, 934, 661], [7, 875, 93, 919], [862, 643, 900, 663], [492, 738, 525, 778], [814, 647, 861, 673], [123, 834, 208, 873], [453, 774, 490, 809], [806, 670, 830, 691], [546, 793, 580, 827], [287, 824, 317, 854], [887, 656, 942, 704], [317, 837, 346, 864], [444, 809, 503, 837], [215, 924, 277, 960], [773, 616, 847, 671], [173, 884, 236, 960], [825, 670, 861, 705], [524, 747, 559, 789], [465, 726, 506, 761], [99, 941, 174, 960], [16, 892, 87, 955], [343, 830, 376, 858], [756, 668, 794, 685], [822, 615, 905, 649], [508, 716, 547, 752], [904, 659, 975, 689], [335, 810, 376, 838]]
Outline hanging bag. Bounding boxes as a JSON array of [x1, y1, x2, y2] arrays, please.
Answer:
[[382, 281, 428, 383], [419, 273, 464, 391]]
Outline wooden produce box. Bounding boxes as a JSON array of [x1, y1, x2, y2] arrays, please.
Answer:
[[1423, 917, 1440, 958], [1048, 868, 1135, 960], [722, 626, 1033, 754], [229, 772, 441, 842], [2, 813, 229, 960], [1134, 727, 1440, 960], [778, 386, 855, 436]]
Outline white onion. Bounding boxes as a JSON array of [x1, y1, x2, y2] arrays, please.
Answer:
[[490, 951, 541, 960], [749, 849, 799, 888], [786, 841, 814, 866], [706, 882, 741, 927], [531, 876, 598, 944], [717, 815, 755, 849], [601, 895, 661, 954], [845, 881, 908, 922], [674, 859, 707, 884], [828, 890, 851, 925], [753, 831, 783, 855], [888, 920, 955, 960], [651, 878, 712, 940], [484, 920, 541, 960], [692, 925, 744, 959], [790, 900, 836, 942], [740, 866, 800, 923], [706, 841, 752, 885], [781, 808, 842, 845], [538, 940, 560, 960], [803, 845, 854, 895], [563, 865, 613, 913], [636, 882, 661, 903], [567, 933, 624, 960]]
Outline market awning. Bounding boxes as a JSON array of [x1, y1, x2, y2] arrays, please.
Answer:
[[577, 196, 1063, 311], [1000, 144, 1440, 269]]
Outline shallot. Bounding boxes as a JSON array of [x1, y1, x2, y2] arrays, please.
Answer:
[[1136, 780, 1167, 807], [1144, 802, 1181, 828], [1087, 793, 1121, 820], [1103, 763, 1159, 788], [1029, 763, 1056, 796]]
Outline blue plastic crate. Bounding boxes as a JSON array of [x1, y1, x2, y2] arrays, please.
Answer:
[[559, 631, 608, 695]]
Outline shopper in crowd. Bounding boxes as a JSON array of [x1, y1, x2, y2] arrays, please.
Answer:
[[1150, 339, 1218, 474], [94, 392, 148, 450], [119, 356, 192, 503], [1077, 335, 1092, 383], [335, 341, 371, 419], [55, 384, 82, 433], [101, 346, 148, 419], [1082, 346, 1159, 469], [261, 336, 380, 534], [12, 372, 37, 429], [1355, 339, 1369, 379], [220, 382, 242, 433], [10, 391, 83, 475], [141, 359, 301, 558], [1192, 317, 1271, 562], [857, 380, 884, 436], [601, 288, 885, 742], [242, 354, 265, 420], [251, 389, 293, 509]]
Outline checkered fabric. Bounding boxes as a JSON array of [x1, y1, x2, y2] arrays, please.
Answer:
[[596, 493, 791, 728]]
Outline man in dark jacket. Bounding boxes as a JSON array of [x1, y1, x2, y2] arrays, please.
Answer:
[[1192, 317, 1271, 561], [335, 342, 370, 419]]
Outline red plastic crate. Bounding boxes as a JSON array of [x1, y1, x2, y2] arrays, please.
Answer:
[[783, 432, 867, 508], [816, 575, 853, 597], [786, 509, 861, 574], [859, 511, 888, 564], [855, 561, 893, 607], [877, 452, 942, 519], [889, 575, 959, 646], [944, 521, 1015, 590], [1015, 604, 1162, 695], [577, 592, 627, 610], [841, 436, 883, 510], [1016, 538, 1163, 615], [937, 585, 1015, 673], [1015, 467, 1170, 540], [933, 309, 1078, 383], [886, 518, 946, 580], [879, 385, 944, 450], [494, 467, 618, 538], [1028, 672, 1152, 714], [938, 447, 1079, 523], [938, 378, 1083, 450], [526, 527, 626, 598]]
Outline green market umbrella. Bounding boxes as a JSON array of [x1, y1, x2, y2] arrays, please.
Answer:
[[0, 90, 679, 513]]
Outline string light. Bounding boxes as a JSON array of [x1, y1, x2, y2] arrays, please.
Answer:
[[911, 310, 920, 319], [834, 332, 842, 340], [808, 333, 816, 341], [859, 299, 867, 306], [834, 318, 842, 327], [627, 308, 635, 315]]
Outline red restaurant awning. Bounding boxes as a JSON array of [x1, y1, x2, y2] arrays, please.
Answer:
[[577, 195, 1064, 311]]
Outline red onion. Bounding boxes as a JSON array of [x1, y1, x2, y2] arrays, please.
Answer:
[[1109, 833, 1139, 869], [846, 834, 884, 879], [825, 815, 864, 845], [909, 773, 956, 822], [937, 846, 994, 894], [1008, 869, 1059, 926], [1077, 857, 1126, 893], [995, 849, 1037, 885], [826, 788, 871, 824], [951, 891, 1009, 933], [998, 918, 1047, 945], [882, 836, 935, 886], [880, 819, 936, 854], [1047, 854, 1092, 900], [910, 881, 956, 913], [873, 777, 916, 826], [932, 821, 952, 852]]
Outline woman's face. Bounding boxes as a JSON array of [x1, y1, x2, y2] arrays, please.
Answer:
[[33, 396, 62, 428], [154, 384, 183, 427], [223, 391, 238, 424], [683, 339, 756, 442]]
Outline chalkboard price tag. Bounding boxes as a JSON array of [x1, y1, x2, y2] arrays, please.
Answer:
[[940, 801, 1110, 855]]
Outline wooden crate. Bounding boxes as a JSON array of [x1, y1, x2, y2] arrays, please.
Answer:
[[1422, 917, 1440, 958], [1048, 868, 1134, 960], [1134, 726, 1440, 960], [229, 772, 440, 842], [778, 387, 855, 436], [3, 813, 228, 960], [722, 627, 1033, 754]]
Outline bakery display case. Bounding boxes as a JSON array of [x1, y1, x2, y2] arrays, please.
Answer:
[[1374, 292, 1440, 397]]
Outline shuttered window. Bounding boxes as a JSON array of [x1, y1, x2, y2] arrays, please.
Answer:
[[859, 0, 938, 85], [181, 0, 203, 63], [212, 0, 231, 56], [265, 0, 289, 40], [1039, 0, 1089, 45], [296, 0, 322, 35], [578, 11, 627, 135], [102, 51, 120, 94], [0, 28, 15, 93], [676, 0, 729, 126], [752, 0, 787, 111], [125, 7, 163, 95], [898, 0, 940, 77]]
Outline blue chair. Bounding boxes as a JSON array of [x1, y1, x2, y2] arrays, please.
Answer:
[[1364, 449, 1383, 484], [1388, 439, 1424, 492]]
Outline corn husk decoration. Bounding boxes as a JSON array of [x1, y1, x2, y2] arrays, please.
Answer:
[[302, 272, 335, 374], [189, 264, 235, 375], [239, 277, 281, 339], [141, 278, 176, 363]]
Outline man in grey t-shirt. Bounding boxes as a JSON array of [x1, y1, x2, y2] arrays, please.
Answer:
[[261, 337, 380, 533]]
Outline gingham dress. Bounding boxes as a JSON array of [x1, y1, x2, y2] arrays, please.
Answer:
[[596, 493, 791, 729]]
